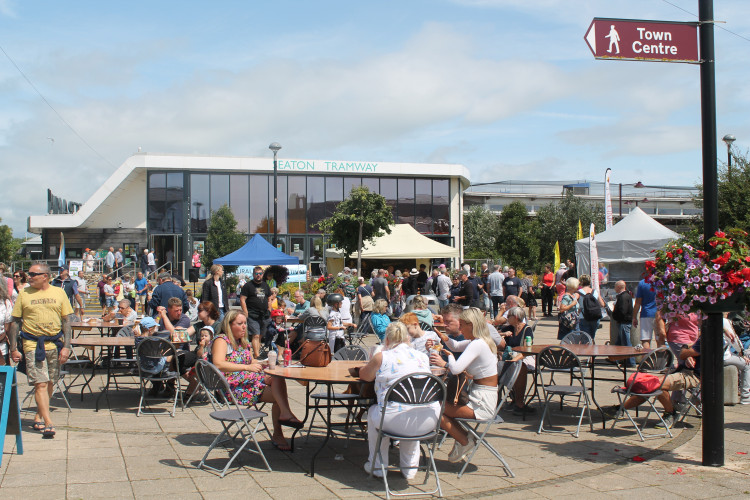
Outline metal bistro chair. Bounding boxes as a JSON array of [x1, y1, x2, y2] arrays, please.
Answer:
[[306, 345, 370, 443], [136, 337, 184, 417], [194, 360, 272, 476], [537, 345, 594, 438], [556, 330, 594, 407], [303, 316, 328, 341], [453, 360, 521, 479], [350, 318, 373, 346], [418, 321, 434, 332], [610, 347, 675, 441], [370, 373, 447, 500]]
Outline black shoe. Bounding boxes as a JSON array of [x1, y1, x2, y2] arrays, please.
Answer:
[[512, 405, 536, 416], [149, 382, 163, 397], [600, 405, 623, 420]]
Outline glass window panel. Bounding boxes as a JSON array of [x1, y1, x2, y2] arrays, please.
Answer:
[[210, 174, 229, 214], [290, 236, 305, 262], [325, 177, 343, 217], [164, 172, 184, 233], [397, 178, 414, 226], [433, 179, 450, 235], [381, 178, 397, 222], [229, 174, 249, 233], [310, 236, 324, 262], [362, 177, 379, 195], [415, 179, 432, 233], [148, 173, 166, 232], [288, 175, 307, 234], [191, 174, 210, 233], [343, 177, 361, 198], [271, 175, 287, 234], [250, 174, 269, 234], [307, 176, 325, 234]]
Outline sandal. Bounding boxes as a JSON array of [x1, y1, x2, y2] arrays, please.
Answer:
[[278, 417, 304, 429], [42, 426, 56, 439], [32, 421, 45, 431]]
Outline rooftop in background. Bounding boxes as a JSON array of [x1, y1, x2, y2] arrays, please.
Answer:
[[466, 180, 698, 199]]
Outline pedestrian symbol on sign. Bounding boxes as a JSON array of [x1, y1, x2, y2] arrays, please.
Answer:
[[606, 25, 620, 54]]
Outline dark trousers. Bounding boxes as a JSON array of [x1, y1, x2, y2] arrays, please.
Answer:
[[491, 296, 505, 318], [541, 286, 554, 316]]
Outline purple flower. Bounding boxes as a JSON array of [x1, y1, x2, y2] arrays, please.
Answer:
[[697, 295, 707, 302], [668, 282, 675, 290], [701, 267, 710, 275], [706, 285, 715, 293], [709, 296, 717, 304], [713, 264, 721, 271], [702, 276, 710, 282]]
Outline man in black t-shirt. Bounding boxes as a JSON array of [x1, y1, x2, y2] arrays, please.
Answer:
[[502, 267, 523, 298], [240, 265, 272, 358], [455, 271, 475, 307], [416, 264, 428, 293]]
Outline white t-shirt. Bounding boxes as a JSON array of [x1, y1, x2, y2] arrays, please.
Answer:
[[444, 337, 498, 380], [215, 280, 224, 310], [147, 252, 156, 266]]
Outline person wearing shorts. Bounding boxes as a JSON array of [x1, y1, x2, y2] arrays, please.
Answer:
[[134, 271, 149, 315], [240, 265, 272, 358], [9, 262, 73, 439], [633, 278, 658, 349]]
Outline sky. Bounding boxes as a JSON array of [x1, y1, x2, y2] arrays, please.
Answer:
[[1, 0, 749, 236]]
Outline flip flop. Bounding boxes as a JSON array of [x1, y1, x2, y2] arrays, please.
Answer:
[[272, 440, 292, 452], [278, 417, 304, 429], [32, 421, 45, 431], [42, 426, 56, 439]]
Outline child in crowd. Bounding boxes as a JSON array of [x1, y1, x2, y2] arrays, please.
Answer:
[[327, 293, 355, 353]]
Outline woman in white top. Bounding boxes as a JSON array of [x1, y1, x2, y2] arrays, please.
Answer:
[[429, 307, 498, 463], [359, 322, 438, 479], [399, 312, 440, 356], [0, 279, 13, 364]]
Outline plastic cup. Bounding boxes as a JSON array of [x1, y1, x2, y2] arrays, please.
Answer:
[[267, 351, 278, 367]]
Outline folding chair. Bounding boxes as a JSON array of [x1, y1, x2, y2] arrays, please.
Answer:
[[419, 321, 433, 332], [136, 337, 184, 417], [537, 345, 594, 438], [194, 360, 272, 476], [676, 385, 702, 424], [306, 345, 370, 442], [350, 319, 373, 346], [610, 347, 675, 441], [370, 373, 446, 499], [453, 360, 521, 479], [303, 316, 328, 341]]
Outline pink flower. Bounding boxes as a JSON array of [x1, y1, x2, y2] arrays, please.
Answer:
[[706, 285, 715, 293], [709, 296, 717, 304]]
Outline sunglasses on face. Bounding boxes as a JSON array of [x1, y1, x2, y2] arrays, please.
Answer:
[[13, 275, 20, 278], [28, 272, 47, 277]]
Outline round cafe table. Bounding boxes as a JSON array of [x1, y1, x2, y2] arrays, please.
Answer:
[[265, 360, 366, 476]]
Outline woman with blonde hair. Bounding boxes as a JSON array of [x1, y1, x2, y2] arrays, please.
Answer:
[[359, 322, 438, 479], [429, 307, 498, 463], [410, 295, 434, 327], [201, 263, 229, 324], [557, 277, 580, 340], [371, 298, 391, 343], [211, 310, 302, 451]]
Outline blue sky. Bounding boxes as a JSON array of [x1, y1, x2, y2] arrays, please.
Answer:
[[1, 0, 749, 235]]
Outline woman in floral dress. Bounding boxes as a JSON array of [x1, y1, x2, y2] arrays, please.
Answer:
[[211, 310, 303, 451]]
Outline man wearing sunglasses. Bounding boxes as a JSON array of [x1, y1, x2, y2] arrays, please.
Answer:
[[9, 262, 73, 439], [240, 266, 272, 358]]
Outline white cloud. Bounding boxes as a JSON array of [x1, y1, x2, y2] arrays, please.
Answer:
[[0, 0, 16, 18]]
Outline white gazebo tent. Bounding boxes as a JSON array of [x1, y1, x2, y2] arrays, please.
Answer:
[[574, 207, 679, 285], [324, 224, 459, 275]]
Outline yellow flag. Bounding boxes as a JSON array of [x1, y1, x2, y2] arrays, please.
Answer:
[[554, 241, 560, 272], [577, 219, 583, 241]]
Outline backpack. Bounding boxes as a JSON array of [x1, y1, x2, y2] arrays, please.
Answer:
[[581, 291, 603, 321]]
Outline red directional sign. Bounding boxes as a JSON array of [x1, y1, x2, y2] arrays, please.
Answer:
[[584, 18, 699, 63]]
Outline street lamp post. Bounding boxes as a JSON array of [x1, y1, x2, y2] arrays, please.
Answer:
[[723, 134, 736, 175], [269, 142, 282, 248]]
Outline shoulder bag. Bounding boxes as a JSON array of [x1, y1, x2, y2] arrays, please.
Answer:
[[293, 339, 332, 367], [444, 371, 471, 406]]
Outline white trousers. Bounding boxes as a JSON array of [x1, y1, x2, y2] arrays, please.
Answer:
[[367, 403, 440, 473]]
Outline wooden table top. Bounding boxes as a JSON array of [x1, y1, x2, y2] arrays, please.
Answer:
[[513, 344, 652, 358], [72, 337, 135, 347], [72, 320, 127, 329], [265, 360, 365, 383]]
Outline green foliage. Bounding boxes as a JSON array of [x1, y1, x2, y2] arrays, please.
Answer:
[[496, 202, 540, 271], [202, 204, 246, 271], [463, 206, 501, 259], [0, 221, 21, 264], [536, 191, 605, 265], [695, 149, 750, 233], [317, 186, 393, 273]]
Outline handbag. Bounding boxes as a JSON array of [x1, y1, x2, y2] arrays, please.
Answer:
[[294, 339, 332, 367], [558, 294, 577, 329], [624, 372, 662, 394], [444, 371, 471, 406]]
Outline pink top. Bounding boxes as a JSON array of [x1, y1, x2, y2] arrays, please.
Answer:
[[667, 313, 700, 345]]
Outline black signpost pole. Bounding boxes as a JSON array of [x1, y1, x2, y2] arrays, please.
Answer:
[[698, 0, 723, 467]]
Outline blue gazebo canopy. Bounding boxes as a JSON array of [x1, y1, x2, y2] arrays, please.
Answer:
[[214, 234, 299, 266]]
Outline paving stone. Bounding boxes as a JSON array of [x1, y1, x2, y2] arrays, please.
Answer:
[[67, 480, 135, 499]]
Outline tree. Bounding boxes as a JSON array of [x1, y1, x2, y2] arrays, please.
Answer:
[[318, 186, 393, 275], [0, 221, 21, 264], [695, 149, 750, 233], [495, 202, 540, 270], [536, 191, 605, 268], [203, 204, 246, 270], [463, 206, 501, 259]]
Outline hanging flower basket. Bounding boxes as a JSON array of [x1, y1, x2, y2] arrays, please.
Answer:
[[646, 229, 750, 321]]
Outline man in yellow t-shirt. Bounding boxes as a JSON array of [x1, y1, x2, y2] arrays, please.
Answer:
[[9, 262, 73, 439]]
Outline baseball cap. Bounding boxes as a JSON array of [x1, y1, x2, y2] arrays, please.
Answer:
[[140, 317, 158, 329]]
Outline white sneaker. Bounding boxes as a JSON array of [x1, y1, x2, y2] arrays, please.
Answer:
[[401, 467, 418, 480], [448, 437, 475, 463], [364, 461, 384, 477], [740, 398, 750, 405]]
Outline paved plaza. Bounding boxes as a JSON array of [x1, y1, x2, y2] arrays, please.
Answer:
[[2, 317, 750, 499]]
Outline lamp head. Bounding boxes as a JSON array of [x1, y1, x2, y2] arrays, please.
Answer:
[[723, 134, 736, 147], [269, 142, 282, 153]]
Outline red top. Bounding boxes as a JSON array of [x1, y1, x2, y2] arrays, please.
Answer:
[[542, 272, 554, 287]]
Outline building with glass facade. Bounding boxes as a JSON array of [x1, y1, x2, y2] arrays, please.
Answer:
[[28, 153, 470, 276]]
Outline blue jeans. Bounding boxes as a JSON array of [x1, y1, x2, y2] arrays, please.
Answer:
[[438, 298, 449, 311], [616, 323, 635, 366], [578, 318, 600, 339]]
